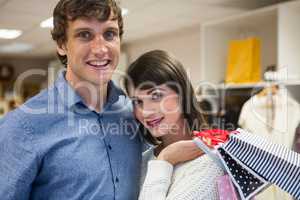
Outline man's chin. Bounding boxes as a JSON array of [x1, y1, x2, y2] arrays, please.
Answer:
[[89, 73, 113, 85]]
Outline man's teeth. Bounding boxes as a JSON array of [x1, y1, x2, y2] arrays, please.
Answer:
[[88, 60, 109, 67]]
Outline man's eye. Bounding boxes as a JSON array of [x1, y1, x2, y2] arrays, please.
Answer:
[[151, 92, 163, 101], [77, 31, 92, 40], [104, 30, 118, 41]]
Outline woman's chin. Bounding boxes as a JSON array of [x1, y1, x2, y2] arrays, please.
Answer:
[[149, 129, 168, 138]]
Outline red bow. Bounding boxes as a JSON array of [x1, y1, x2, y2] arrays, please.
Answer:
[[193, 129, 236, 148]]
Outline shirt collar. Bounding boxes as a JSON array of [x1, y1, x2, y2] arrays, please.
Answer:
[[105, 80, 122, 107], [55, 70, 83, 109], [55, 70, 123, 111]]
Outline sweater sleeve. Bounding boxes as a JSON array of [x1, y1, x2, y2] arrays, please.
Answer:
[[165, 155, 223, 200], [139, 160, 173, 200], [139, 155, 223, 200]]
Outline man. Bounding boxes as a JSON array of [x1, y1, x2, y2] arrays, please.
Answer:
[[0, 0, 142, 199]]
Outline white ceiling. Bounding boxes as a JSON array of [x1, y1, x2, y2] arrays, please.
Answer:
[[0, 0, 291, 58]]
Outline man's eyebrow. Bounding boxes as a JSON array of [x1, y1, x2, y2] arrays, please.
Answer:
[[73, 27, 92, 33], [106, 27, 119, 32]]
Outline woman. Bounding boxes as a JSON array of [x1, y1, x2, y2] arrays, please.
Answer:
[[124, 50, 223, 200]]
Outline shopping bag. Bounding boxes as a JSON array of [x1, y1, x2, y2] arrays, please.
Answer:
[[217, 174, 239, 200], [193, 129, 267, 200], [217, 147, 269, 200], [225, 37, 261, 84], [222, 128, 300, 199], [193, 137, 240, 199]]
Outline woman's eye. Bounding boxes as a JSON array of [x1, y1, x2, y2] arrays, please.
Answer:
[[104, 30, 118, 41], [151, 92, 163, 101], [132, 99, 142, 107]]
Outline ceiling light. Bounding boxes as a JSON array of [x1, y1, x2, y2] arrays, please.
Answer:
[[40, 8, 129, 29], [0, 29, 22, 39], [0, 43, 33, 53], [40, 17, 53, 28]]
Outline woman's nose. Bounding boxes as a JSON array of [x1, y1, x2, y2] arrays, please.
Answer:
[[141, 102, 158, 117]]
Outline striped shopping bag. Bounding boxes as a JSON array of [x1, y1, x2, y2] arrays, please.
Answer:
[[222, 128, 300, 199], [193, 132, 263, 200]]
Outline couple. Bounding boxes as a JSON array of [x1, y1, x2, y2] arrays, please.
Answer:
[[0, 0, 222, 199]]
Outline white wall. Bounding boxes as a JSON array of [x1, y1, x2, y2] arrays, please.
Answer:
[[112, 52, 128, 87], [123, 26, 202, 88], [278, 2, 300, 80]]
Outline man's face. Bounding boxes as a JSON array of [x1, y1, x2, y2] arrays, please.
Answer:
[[57, 15, 120, 88]]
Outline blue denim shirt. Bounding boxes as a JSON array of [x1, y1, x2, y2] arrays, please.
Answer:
[[0, 71, 142, 200]]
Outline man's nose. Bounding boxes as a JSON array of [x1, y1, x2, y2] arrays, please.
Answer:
[[90, 36, 108, 55]]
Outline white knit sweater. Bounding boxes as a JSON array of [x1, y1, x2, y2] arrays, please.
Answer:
[[139, 147, 224, 200]]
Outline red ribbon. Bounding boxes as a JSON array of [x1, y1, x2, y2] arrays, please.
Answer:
[[193, 129, 237, 148]]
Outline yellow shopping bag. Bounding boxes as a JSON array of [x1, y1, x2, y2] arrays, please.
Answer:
[[225, 37, 261, 84]]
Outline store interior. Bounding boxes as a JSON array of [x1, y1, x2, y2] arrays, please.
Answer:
[[1, 0, 300, 199]]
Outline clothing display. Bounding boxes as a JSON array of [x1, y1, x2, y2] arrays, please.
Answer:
[[0, 71, 142, 200], [139, 147, 224, 200], [238, 88, 300, 200], [239, 88, 300, 147]]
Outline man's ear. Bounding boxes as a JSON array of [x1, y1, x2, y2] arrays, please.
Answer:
[[57, 44, 67, 56]]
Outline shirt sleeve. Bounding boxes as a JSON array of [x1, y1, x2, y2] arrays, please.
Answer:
[[0, 113, 39, 200], [139, 160, 173, 200]]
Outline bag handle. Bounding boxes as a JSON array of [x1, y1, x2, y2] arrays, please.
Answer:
[[193, 137, 226, 171]]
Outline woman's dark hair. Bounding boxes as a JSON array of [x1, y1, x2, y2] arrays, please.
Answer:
[[51, 0, 123, 66], [124, 50, 206, 145]]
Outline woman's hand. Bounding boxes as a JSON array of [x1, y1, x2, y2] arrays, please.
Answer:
[[157, 140, 203, 165]]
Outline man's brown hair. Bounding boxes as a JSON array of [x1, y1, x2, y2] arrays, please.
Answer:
[[51, 0, 123, 66]]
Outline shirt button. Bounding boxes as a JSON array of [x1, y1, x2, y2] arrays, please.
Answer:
[[115, 177, 119, 183], [108, 144, 112, 150]]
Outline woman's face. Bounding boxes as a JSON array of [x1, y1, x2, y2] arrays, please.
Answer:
[[131, 84, 184, 138]]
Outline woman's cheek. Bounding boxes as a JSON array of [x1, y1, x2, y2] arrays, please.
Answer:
[[134, 108, 144, 123], [161, 98, 181, 114]]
